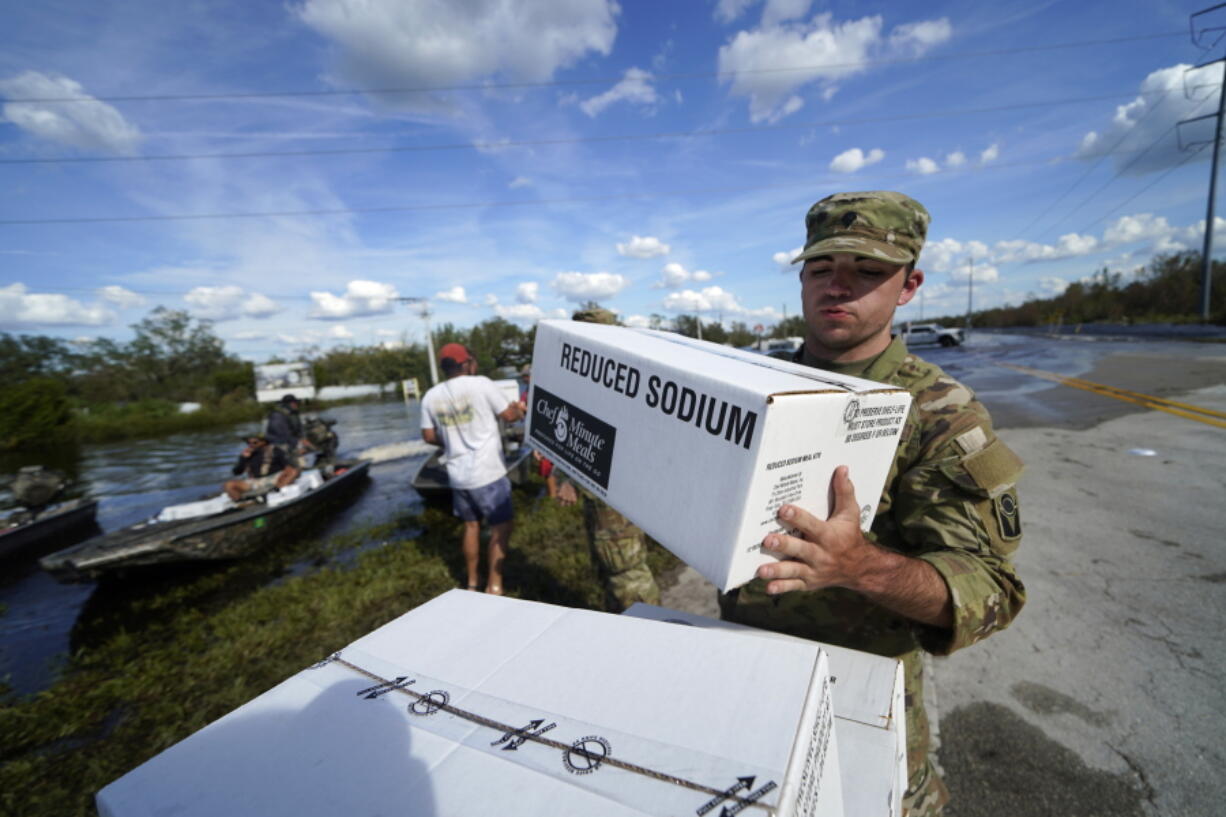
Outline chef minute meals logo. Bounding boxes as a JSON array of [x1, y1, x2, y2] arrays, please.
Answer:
[[530, 386, 617, 490]]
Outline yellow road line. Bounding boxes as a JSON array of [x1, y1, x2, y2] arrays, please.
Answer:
[[997, 362, 1226, 430]]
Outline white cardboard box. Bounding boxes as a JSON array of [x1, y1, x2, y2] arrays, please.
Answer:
[[624, 604, 907, 817], [527, 321, 913, 591], [97, 591, 844, 817]]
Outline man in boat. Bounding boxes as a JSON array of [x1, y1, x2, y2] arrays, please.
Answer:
[[718, 191, 1026, 817], [265, 393, 310, 467], [420, 343, 524, 595], [554, 308, 661, 613], [303, 415, 340, 473], [223, 433, 300, 501]]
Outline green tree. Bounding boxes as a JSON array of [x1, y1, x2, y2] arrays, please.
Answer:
[[0, 334, 76, 384], [0, 378, 72, 450]]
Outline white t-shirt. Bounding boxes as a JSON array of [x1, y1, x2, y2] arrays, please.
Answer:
[[420, 375, 513, 490]]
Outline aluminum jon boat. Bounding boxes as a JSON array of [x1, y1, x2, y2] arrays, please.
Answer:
[[40, 461, 370, 583], [0, 498, 100, 562]]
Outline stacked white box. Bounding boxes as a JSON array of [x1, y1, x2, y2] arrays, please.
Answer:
[[527, 321, 912, 591], [97, 591, 844, 817], [623, 604, 908, 817]]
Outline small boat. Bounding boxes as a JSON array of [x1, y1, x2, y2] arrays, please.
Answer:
[[40, 461, 370, 583], [0, 498, 100, 561], [411, 444, 534, 505]]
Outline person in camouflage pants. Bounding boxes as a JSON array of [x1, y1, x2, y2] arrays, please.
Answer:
[[554, 307, 661, 613], [720, 192, 1025, 817]]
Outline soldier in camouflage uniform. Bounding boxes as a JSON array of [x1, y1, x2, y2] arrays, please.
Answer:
[[554, 307, 662, 613], [719, 192, 1025, 817]]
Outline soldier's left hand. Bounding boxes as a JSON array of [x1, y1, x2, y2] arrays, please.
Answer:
[[756, 465, 874, 594]]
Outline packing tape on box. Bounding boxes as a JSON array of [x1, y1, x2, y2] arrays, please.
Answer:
[[304, 649, 783, 816]]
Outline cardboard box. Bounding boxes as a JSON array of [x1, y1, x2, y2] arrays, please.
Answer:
[[527, 321, 913, 591], [624, 604, 907, 817], [97, 591, 843, 817]]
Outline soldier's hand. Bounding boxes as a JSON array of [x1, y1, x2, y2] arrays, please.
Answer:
[[557, 481, 578, 506], [755, 465, 874, 594]]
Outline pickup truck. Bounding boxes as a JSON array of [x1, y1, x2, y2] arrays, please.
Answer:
[[896, 322, 964, 347]]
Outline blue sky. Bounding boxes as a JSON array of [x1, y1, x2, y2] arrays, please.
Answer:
[[1, 0, 1220, 360]]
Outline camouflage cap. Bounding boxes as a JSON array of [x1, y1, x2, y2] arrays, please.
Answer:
[[572, 307, 618, 325], [792, 191, 930, 266]]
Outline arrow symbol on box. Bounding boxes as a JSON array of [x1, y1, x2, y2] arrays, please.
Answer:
[[357, 676, 415, 700], [716, 779, 776, 817], [696, 776, 755, 815], [491, 718, 557, 751]]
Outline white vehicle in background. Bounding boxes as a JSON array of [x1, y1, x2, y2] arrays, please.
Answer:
[[897, 322, 965, 347]]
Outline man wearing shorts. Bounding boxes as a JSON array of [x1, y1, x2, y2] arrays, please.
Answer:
[[421, 343, 524, 594], [223, 433, 299, 501]]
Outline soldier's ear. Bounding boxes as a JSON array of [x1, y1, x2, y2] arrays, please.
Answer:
[[898, 267, 923, 306]]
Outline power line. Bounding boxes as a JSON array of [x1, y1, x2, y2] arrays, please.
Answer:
[[1034, 91, 1217, 236], [0, 88, 1198, 167], [1014, 86, 1177, 240], [1, 31, 1186, 106], [1078, 144, 1208, 232], [0, 147, 1196, 227]]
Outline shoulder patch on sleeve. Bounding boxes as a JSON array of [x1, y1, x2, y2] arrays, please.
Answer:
[[962, 438, 1024, 498], [954, 426, 988, 455], [995, 489, 1022, 541]]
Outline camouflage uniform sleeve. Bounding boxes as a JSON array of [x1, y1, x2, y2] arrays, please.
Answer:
[[892, 410, 1026, 656]]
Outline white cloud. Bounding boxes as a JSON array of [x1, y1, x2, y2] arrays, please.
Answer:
[[98, 285, 146, 309], [294, 0, 619, 113], [435, 285, 468, 304], [888, 19, 953, 55], [494, 303, 549, 322], [551, 271, 628, 301], [483, 293, 500, 306], [516, 282, 539, 303], [0, 71, 142, 154], [945, 150, 966, 168], [1038, 277, 1069, 295], [0, 283, 116, 327], [980, 143, 1000, 164], [622, 314, 653, 328], [992, 233, 1100, 264], [184, 286, 281, 320], [327, 325, 354, 339], [1103, 213, 1174, 246], [617, 235, 671, 258], [921, 237, 991, 272], [906, 156, 940, 175], [1076, 63, 1224, 174], [580, 67, 658, 117], [948, 260, 1000, 283], [774, 246, 804, 267], [509, 176, 532, 189], [715, 0, 757, 24], [242, 293, 280, 318], [829, 147, 884, 173], [663, 285, 744, 313], [655, 262, 714, 289], [718, 13, 951, 123], [309, 279, 399, 319]]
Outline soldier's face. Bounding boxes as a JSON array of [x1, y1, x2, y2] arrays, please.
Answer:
[[800, 252, 922, 362]]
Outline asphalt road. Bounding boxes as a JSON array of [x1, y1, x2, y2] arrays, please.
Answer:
[[660, 335, 1226, 817]]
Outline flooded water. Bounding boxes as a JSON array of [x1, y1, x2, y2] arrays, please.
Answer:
[[0, 399, 433, 696]]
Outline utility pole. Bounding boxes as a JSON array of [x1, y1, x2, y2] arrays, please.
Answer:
[[919, 285, 925, 321], [965, 256, 974, 340], [395, 297, 438, 386], [1183, 3, 1226, 320]]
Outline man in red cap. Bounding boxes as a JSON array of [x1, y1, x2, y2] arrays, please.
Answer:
[[420, 343, 524, 594]]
